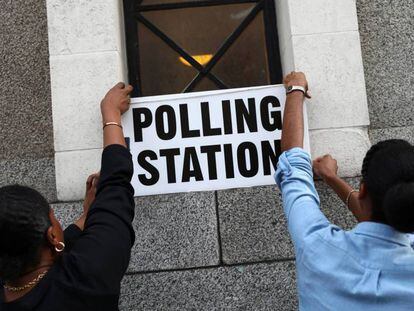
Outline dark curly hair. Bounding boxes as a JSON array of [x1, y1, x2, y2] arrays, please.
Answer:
[[0, 185, 51, 281], [361, 139, 414, 233]]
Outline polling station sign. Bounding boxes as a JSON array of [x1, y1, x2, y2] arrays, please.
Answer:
[[122, 85, 310, 196]]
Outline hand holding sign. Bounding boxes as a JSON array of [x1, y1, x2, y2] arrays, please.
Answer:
[[122, 85, 310, 196], [101, 82, 133, 124]]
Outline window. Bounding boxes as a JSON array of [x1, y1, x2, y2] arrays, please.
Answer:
[[123, 0, 283, 97]]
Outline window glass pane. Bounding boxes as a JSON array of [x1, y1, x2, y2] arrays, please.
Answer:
[[192, 77, 218, 92], [212, 12, 269, 88], [138, 22, 198, 96], [142, 0, 196, 4], [141, 4, 254, 57]]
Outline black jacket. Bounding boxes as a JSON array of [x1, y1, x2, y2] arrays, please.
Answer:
[[0, 144, 135, 311]]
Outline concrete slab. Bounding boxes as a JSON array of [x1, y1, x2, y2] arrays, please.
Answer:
[[46, 0, 121, 56], [0, 157, 57, 203], [217, 185, 294, 264], [53, 191, 219, 272], [120, 261, 298, 311], [293, 31, 370, 130], [0, 0, 54, 161], [369, 126, 414, 145], [130, 191, 219, 272], [357, 0, 414, 129], [288, 0, 358, 35]]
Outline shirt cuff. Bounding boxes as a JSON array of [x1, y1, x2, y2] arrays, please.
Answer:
[[275, 147, 313, 188]]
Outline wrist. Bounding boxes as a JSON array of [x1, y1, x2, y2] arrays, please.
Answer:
[[286, 91, 305, 100], [323, 172, 339, 184], [102, 111, 121, 124]]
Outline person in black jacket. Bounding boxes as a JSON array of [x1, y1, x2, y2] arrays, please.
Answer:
[[0, 82, 135, 310]]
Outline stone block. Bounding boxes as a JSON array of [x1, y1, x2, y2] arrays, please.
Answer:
[[288, 0, 358, 35], [0, 0, 54, 160], [275, 0, 294, 73], [130, 191, 219, 272], [217, 179, 359, 265], [120, 261, 298, 311], [357, 0, 414, 128], [369, 126, 414, 145], [46, 0, 121, 55], [0, 157, 57, 203], [50, 52, 122, 152], [52, 192, 219, 272], [316, 178, 359, 231], [52, 201, 84, 229], [309, 127, 371, 178], [55, 148, 102, 201], [217, 186, 294, 265], [292, 32, 370, 130]]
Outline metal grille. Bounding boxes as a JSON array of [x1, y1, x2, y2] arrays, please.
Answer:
[[123, 0, 283, 97]]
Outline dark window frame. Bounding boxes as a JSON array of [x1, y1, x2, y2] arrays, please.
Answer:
[[123, 0, 283, 97]]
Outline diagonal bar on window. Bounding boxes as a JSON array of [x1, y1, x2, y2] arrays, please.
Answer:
[[135, 13, 228, 89], [183, 0, 263, 92]]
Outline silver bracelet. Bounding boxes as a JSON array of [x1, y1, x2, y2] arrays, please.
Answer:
[[346, 189, 358, 208]]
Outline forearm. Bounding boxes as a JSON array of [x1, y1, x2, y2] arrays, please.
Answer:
[[103, 113, 127, 148], [324, 174, 362, 221], [281, 92, 305, 152], [74, 212, 87, 230]]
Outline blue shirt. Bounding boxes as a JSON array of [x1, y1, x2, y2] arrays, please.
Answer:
[[275, 148, 414, 311]]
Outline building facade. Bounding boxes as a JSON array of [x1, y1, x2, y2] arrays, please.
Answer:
[[0, 0, 413, 309]]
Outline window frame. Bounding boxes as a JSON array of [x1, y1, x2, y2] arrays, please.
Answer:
[[123, 0, 283, 97]]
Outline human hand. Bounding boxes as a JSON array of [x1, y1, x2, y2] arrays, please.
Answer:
[[83, 173, 100, 213], [313, 155, 338, 182], [75, 172, 100, 230], [100, 82, 133, 123], [284, 71, 308, 89]]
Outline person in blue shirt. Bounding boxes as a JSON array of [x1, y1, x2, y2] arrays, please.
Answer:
[[277, 71, 414, 310]]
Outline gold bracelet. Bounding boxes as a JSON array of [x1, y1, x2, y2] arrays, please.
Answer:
[[103, 122, 123, 130], [346, 189, 358, 208]]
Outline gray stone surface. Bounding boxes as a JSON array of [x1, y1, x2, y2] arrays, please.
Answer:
[[218, 180, 359, 265], [0, 157, 57, 202], [316, 179, 359, 231], [120, 261, 298, 311], [369, 126, 414, 145], [0, 0, 54, 160], [52, 201, 83, 229], [53, 191, 220, 273], [357, 0, 414, 129], [130, 192, 219, 272], [218, 186, 294, 264]]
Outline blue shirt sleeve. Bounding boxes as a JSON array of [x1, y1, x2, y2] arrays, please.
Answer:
[[275, 148, 331, 252]]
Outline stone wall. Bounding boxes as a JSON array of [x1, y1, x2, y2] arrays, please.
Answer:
[[0, 0, 56, 201], [1, 0, 413, 310], [357, 0, 414, 145]]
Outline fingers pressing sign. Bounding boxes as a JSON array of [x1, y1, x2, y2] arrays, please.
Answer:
[[101, 82, 134, 119]]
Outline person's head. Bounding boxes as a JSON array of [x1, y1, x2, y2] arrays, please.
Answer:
[[358, 139, 414, 232], [0, 185, 64, 281]]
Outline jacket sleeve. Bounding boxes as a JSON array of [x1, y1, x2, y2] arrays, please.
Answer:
[[60, 144, 135, 294], [63, 224, 82, 252]]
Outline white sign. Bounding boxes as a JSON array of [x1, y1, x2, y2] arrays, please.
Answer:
[[122, 85, 310, 196]]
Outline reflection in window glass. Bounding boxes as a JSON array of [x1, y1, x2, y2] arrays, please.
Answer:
[[138, 24, 198, 96], [141, 4, 254, 60], [212, 12, 269, 88], [192, 78, 218, 92]]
